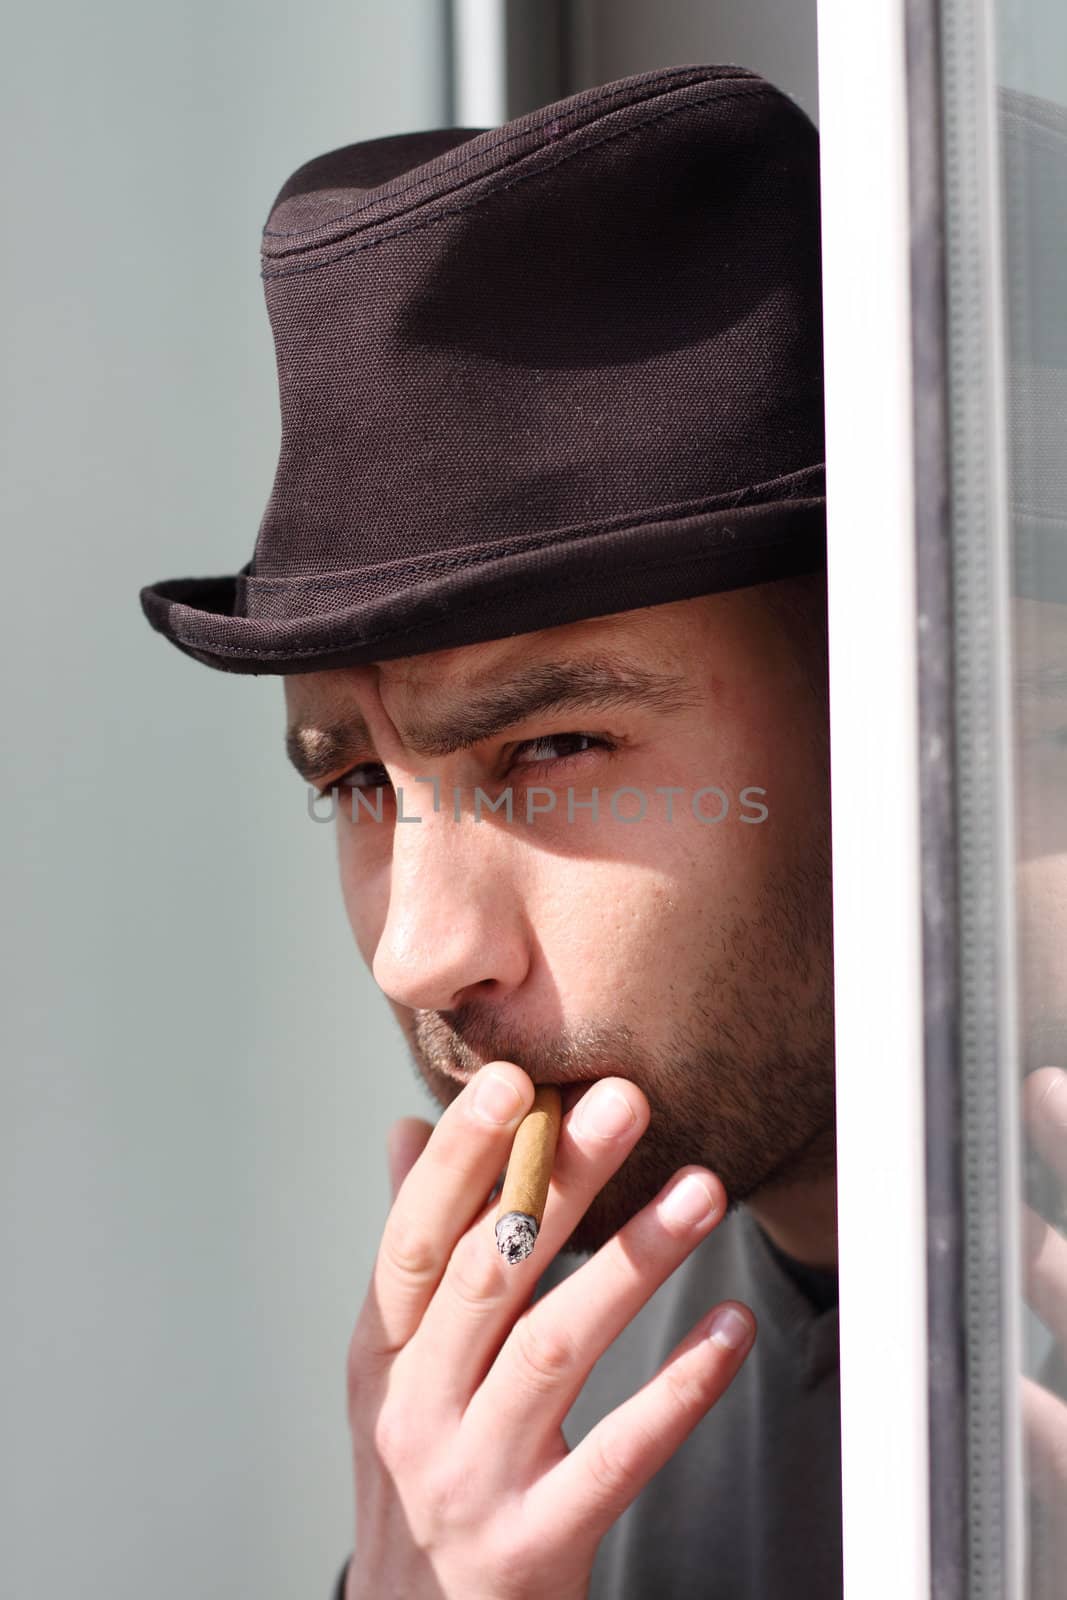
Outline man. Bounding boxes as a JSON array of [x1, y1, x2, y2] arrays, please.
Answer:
[[292, 576, 839, 1599], [140, 65, 841, 1597]]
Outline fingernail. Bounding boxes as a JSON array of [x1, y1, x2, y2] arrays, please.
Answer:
[[659, 1174, 717, 1229], [473, 1070, 524, 1126], [708, 1306, 752, 1351], [575, 1084, 636, 1140]]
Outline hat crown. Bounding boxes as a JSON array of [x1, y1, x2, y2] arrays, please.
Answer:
[[260, 65, 766, 259], [251, 66, 823, 594], [262, 128, 482, 248], [140, 66, 828, 673]]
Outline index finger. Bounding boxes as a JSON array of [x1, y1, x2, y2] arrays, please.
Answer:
[[355, 1063, 536, 1359]]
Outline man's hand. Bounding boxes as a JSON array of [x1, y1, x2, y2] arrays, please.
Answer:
[[345, 1063, 755, 1600]]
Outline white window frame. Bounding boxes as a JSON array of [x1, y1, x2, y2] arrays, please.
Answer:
[[817, 2, 931, 1592]]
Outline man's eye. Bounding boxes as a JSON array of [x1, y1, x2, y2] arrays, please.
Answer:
[[313, 733, 616, 796], [321, 762, 392, 795], [509, 733, 615, 768]]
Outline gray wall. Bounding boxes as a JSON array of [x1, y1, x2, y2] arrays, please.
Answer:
[[2, 6, 448, 1597], [3, 3, 817, 1597]]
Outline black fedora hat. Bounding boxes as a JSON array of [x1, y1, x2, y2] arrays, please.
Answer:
[[139, 63, 826, 676]]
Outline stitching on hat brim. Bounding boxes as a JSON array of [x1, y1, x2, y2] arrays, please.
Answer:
[[260, 81, 800, 281], [153, 505, 825, 662]]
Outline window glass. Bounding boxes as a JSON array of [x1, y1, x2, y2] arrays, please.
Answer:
[[996, 11, 1067, 1597]]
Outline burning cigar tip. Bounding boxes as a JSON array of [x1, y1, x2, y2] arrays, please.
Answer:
[[495, 1211, 538, 1264]]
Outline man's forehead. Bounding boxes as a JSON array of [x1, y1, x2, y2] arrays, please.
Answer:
[[283, 605, 674, 719]]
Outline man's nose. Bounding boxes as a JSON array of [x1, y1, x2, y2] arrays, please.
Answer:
[[371, 803, 529, 1012]]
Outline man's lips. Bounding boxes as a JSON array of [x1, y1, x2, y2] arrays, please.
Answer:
[[559, 1080, 597, 1116], [439, 1067, 599, 1118]]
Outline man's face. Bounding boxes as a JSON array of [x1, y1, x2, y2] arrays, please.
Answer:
[[285, 585, 836, 1251]]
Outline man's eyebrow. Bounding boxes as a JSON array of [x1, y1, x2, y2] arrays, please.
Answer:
[[285, 715, 374, 788], [285, 657, 696, 783], [403, 658, 697, 756]]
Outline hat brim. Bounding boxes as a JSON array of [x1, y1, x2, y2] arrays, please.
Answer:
[[140, 494, 826, 676]]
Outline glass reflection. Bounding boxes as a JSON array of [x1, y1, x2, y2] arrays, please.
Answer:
[[998, 80, 1067, 1600]]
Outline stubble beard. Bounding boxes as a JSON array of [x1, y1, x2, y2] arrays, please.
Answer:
[[408, 851, 836, 1255]]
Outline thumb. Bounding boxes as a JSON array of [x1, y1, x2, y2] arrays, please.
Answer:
[[386, 1116, 434, 1199]]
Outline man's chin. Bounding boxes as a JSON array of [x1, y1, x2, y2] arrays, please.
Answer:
[[550, 1126, 829, 1257], [555, 1178, 745, 1258], [550, 1160, 677, 1256]]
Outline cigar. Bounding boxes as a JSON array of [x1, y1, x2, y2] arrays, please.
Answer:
[[494, 1083, 562, 1264]]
